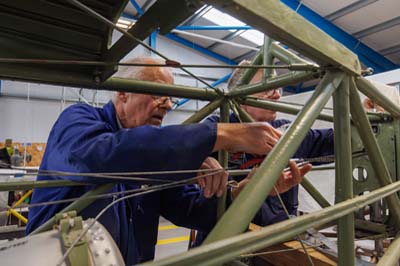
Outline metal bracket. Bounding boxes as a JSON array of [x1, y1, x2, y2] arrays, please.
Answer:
[[55, 211, 89, 266]]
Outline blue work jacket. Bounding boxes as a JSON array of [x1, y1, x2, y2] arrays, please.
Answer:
[[193, 114, 334, 246], [26, 101, 219, 265]]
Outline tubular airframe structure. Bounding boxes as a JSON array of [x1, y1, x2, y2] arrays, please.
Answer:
[[0, 1, 399, 265]]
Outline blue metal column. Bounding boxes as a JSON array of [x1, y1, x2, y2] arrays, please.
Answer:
[[130, 0, 144, 16], [149, 32, 157, 50]]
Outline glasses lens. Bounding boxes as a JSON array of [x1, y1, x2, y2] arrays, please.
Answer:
[[170, 97, 180, 105]]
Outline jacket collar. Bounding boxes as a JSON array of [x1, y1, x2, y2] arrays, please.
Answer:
[[102, 101, 120, 131]]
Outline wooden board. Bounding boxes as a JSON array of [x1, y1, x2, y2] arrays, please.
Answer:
[[249, 223, 336, 266]]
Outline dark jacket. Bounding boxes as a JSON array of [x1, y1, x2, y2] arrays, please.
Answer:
[[27, 101, 219, 265], [193, 114, 334, 246]]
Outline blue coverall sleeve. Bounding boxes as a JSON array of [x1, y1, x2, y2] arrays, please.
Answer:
[[294, 128, 334, 159], [52, 105, 217, 183], [160, 185, 218, 232]]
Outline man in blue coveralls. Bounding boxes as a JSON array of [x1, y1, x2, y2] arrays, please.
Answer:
[[193, 61, 334, 246], [26, 57, 311, 265]]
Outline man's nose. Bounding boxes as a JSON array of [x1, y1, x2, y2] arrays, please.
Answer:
[[269, 89, 281, 100], [160, 97, 173, 110]]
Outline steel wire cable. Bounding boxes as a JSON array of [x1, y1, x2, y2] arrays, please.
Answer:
[[273, 186, 315, 266], [66, 0, 222, 94], [239, 243, 324, 258], [54, 168, 226, 266], [0, 58, 318, 71], [4, 169, 226, 211]]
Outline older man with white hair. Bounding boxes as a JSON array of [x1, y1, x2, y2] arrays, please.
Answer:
[[26, 57, 310, 264]]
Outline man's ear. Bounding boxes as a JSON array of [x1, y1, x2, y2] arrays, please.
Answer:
[[117, 92, 127, 103]]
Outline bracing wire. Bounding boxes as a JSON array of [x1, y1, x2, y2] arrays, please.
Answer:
[[54, 169, 226, 266], [65, 0, 223, 94], [273, 186, 315, 266], [6, 169, 226, 211]]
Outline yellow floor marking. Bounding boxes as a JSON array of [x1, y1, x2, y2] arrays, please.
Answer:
[[156, 235, 190, 245], [158, 225, 179, 231]]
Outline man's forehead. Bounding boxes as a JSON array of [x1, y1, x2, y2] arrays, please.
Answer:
[[140, 67, 173, 83], [250, 70, 263, 84]]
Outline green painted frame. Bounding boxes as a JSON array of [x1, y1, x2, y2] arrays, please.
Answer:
[[0, 1, 399, 265]]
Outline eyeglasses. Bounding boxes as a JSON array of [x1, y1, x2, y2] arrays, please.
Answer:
[[151, 96, 180, 106]]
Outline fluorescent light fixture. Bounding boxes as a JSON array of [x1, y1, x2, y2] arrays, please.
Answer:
[[116, 18, 135, 29], [202, 8, 264, 46]]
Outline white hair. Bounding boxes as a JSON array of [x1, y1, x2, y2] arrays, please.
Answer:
[[114, 56, 167, 80], [112, 56, 173, 100]]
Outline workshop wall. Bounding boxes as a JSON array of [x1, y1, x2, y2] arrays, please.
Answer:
[[0, 34, 230, 143]]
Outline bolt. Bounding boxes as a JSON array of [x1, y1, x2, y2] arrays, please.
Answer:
[[105, 248, 111, 254]]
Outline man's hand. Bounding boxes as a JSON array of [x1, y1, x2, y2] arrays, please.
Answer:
[[231, 160, 312, 199], [270, 160, 312, 196], [363, 98, 384, 112], [214, 123, 282, 155], [197, 157, 228, 198]]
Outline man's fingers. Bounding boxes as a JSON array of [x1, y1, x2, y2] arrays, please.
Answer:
[[211, 173, 220, 198], [247, 167, 257, 179], [289, 160, 301, 179], [204, 175, 212, 198], [217, 171, 228, 197], [299, 163, 312, 176], [198, 177, 205, 188], [271, 127, 283, 139]]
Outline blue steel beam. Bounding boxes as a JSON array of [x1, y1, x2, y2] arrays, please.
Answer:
[[149, 32, 157, 49], [130, 0, 144, 16], [121, 12, 138, 20], [174, 73, 232, 109], [280, 0, 398, 73], [164, 33, 237, 65], [176, 25, 252, 31]]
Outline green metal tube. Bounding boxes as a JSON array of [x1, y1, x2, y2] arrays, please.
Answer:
[[270, 42, 311, 64], [206, 0, 361, 75], [301, 177, 331, 208], [239, 97, 384, 124], [182, 98, 224, 124], [240, 97, 334, 122], [263, 36, 274, 81], [30, 183, 114, 235], [203, 72, 343, 244], [217, 99, 230, 220], [0, 67, 220, 101], [232, 100, 255, 122], [226, 260, 249, 266], [333, 76, 355, 266], [140, 180, 400, 266], [349, 79, 400, 227], [102, 77, 219, 101], [0, 179, 86, 191], [310, 165, 335, 171], [354, 219, 386, 234], [356, 77, 400, 118], [236, 51, 263, 87], [228, 70, 317, 97], [376, 235, 400, 266]]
